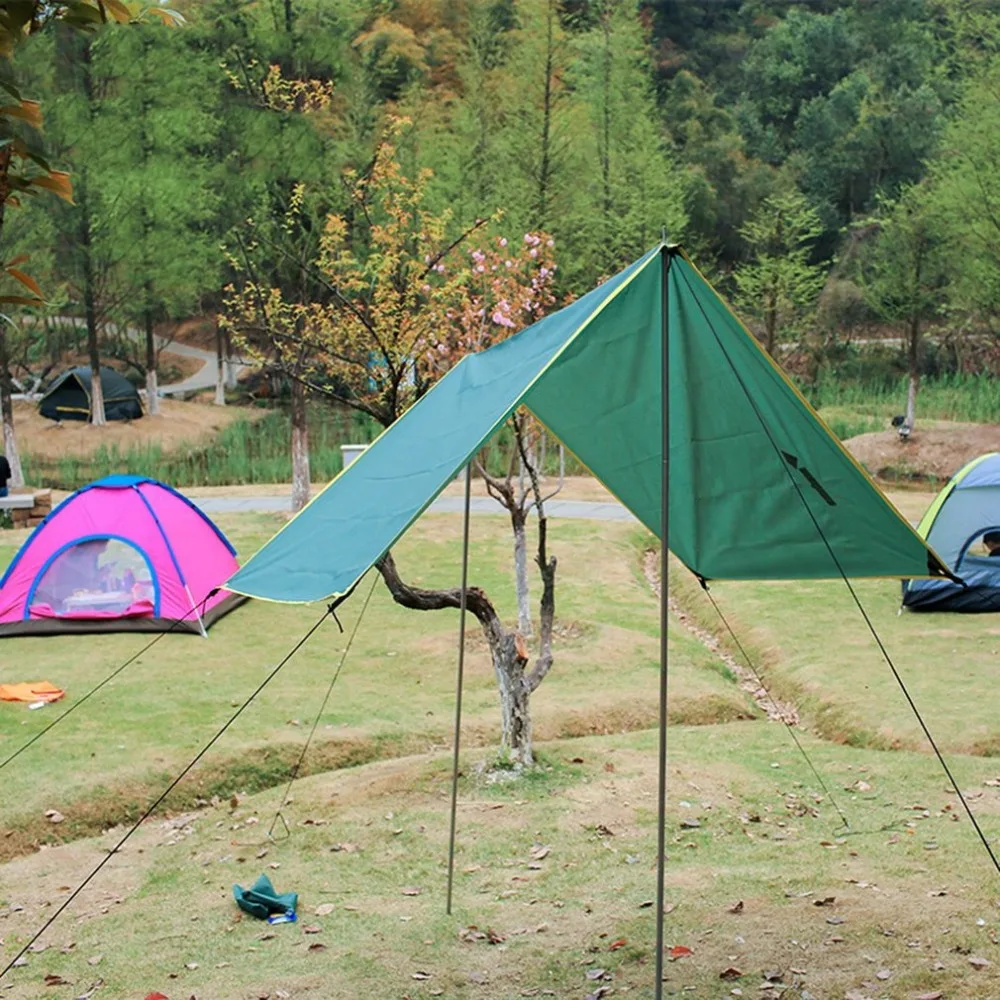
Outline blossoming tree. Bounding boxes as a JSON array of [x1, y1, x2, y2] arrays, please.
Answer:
[[225, 120, 566, 764]]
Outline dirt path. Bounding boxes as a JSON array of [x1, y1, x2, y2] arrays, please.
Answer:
[[642, 550, 799, 724]]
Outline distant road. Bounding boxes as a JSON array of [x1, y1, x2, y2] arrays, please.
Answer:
[[11, 319, 249, 398]]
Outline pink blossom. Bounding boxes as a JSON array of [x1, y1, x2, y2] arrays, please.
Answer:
[[422, 284, 431, 292], [547, 239, 554, 248], [499, 237, 508, 247], [529, 248, 538, 258], [505, 259, 513, 268]]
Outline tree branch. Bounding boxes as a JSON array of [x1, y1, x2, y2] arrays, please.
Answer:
[[376, 550, 507, 650]]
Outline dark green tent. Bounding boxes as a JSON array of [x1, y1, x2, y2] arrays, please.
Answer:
[[228, 244, 948, 601], [39, 366, 143, 423]]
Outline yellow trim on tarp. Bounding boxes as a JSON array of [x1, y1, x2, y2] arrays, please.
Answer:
[[677, 247, 951, 581], [225, 247, 665, 603]]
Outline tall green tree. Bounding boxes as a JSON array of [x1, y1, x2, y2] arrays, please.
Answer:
[[100, 23, 221, 414], [858, 186, 947, 433], [572, 0, 686, 276], [732, 189, 826, 356], [491, 0, 587, 246], [929, 54, 1000, 329]]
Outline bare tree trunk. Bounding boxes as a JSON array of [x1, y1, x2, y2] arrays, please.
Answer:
[[224, 329, 238, 390], [536, 0, 556, 228], [290, 377, 310, 512], [512, 507, 532, 637], [765, 292, 777, 356], [81, 216, 105, 426], [377, 552, 541, 764], [214, 322, 226, 407], [905, 312, 919, 432], [0, 149, 24, 486], [144, 308, 160, 416], [0, 326, 24, 488]]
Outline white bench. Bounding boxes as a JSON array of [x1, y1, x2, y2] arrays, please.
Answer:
[[0, 494, 35, 511]]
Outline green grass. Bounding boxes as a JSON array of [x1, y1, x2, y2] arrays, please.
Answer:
[[19, 404, 591, 490], [0, 512, 752, 859], [667, 489, 1000, 757], [20, 405, 380, 490], [4, 724, 1000, 999], [807, 371, 1000, 424], [6, 495, 1000, 998]]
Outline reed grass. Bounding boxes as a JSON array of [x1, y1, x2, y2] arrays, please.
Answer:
[[806, 372, 1000, 423]]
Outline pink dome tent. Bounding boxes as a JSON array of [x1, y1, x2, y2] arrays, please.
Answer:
[[0, 476, 244, 636]]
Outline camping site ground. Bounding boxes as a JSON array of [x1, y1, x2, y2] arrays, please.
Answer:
[[3, 494, 1000, 998]]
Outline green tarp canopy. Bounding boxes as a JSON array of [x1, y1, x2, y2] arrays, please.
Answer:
[[227, 245, 949, 603]]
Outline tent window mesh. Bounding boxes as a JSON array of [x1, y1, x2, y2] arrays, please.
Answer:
[[30, 539, 155, 616]]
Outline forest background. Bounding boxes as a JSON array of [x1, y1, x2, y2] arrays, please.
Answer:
[[3, 0, 1000, 490]]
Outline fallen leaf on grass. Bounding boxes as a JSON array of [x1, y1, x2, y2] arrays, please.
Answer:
[[401, 887, 422, 896], [44, 974, 70, 986], [719, 967, 742, 980], [668, 945, 692, 960], [727, 900, 744, 914], [826, 916, 845, 925], [813, 896, 836, 907], [610, 938, 628, 951], [86, 956, 102, 967], [844, 991, 871, 1000], [412, 971, 432, 980], [638, 900, 654, 909], [329, 843, 359, 853], [307, 942, 326, 952], [314, 903, 335, 916], [914, 994, 943, 1000], [876, 969, 892, 980], [586, 969, 607, 981], [144, 994, 170, 1000], [302, 925, 322, 935], [75, 979, 104, 1000], [970, 956, 991, 969], [595, 824, 614, 837], [530, 846, 550, 861], [185, 962, 198, 970], [45, 810, 64, 824]]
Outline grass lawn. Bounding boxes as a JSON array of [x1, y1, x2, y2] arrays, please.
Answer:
[[670, 489, 1000, 758], [3, 724, 1000, 999], [0, 511, 752, 860], [4, 485, 1000, 998]]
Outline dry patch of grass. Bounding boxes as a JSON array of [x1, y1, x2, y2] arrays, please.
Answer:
[[12, 397, 257, 463]]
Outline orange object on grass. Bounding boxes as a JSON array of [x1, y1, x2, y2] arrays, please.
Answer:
[[0, 681, 65, 703]]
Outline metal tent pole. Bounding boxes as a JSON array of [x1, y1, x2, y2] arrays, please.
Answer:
[[446, 462, 473, 915], [184, 584, 208, 639], [654, 247, 672, 1000]]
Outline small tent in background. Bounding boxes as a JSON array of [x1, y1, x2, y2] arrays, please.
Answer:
[[0, 476, 243, 635], [39, 366, 143, 422], [904, 453, 1000, 612]]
